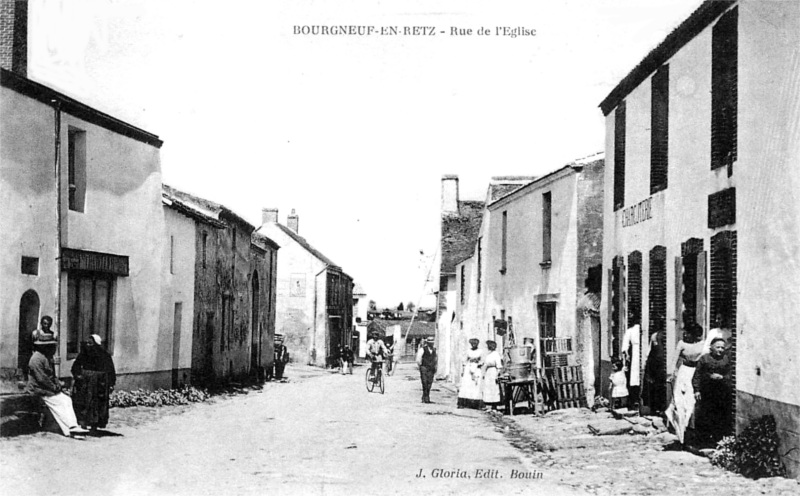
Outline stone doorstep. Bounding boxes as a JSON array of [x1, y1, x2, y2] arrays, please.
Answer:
[[0, 393, 47, 436], [611, 407, 639, 419]]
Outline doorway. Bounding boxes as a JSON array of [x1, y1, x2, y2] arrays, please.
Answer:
[[18, 290, 41, 376]]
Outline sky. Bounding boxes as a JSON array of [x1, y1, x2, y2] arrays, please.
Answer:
[[25, 0, 702, 307]]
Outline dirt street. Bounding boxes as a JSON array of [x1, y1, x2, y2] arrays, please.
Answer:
[[0, 364, 579, 496]]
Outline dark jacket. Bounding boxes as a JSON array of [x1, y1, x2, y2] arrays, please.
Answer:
[[71, 345, 116, 388], [26, 351, 61, 397]]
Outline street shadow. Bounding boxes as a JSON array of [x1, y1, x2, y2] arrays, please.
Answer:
[[87, 429, 124, 438]]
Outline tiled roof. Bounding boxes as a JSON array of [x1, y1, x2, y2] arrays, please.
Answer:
[[251, 231, 280, 251], [270, 222, 339, 268], [162, 186, 225, 228], [367, 319, 436, 338], [489, 183, 528, 202], [1, 68, 163, 148], [162, 184, 254, 232], [440, 200, 485, 275]]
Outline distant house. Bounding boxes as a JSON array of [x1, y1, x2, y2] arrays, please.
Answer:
[[163, 186, 278, 386], [257, 208, 353, 368], [352, 282, 368, 357]]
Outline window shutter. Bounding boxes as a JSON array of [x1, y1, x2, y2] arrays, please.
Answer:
[[650, 65, 669, 193], [711, 7, 738, 172], [674, 256, 683, 352], [696, 251, 707, 334], [614, 102, 627, 210]]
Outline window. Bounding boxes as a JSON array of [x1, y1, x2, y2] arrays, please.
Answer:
[[711, 7, 738, 172], [708, 188, 736, 228], [651, 65, 669, 193], [221, 295, 232, 351], [537, 303, 556, 338], [67, 128, 86, 212], [201, 231, 208, 269], [649, 246, 667, 335], [500, 211, 508, 273], [542, 192, 552, 263], [613, 102, 626, 210], [21, 256, 39, 275], [67, 273, 114, 356], [710, 231, 736, 329], [627, 251, 642, 327], [460, 265, 465, 304], [477, 237, 482, 294], [610, 256, 623, 357], [679, 239, 705, 332], [170, 235, 175, 274]]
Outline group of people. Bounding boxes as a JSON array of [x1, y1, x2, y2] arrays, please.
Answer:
[[609, 318, 732, 448], [665, 320, 732, 447], [456, 338, 503, 411], [26, 316, 116, 438]]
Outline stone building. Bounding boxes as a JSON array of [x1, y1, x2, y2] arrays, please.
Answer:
[[257, 209, 353, 368], [598, 0, 800, 475], [163, 186, 278, 385], [448, 157, 604, 401]]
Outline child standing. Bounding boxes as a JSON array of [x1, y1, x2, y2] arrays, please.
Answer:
[[609, 358, 629, 409]]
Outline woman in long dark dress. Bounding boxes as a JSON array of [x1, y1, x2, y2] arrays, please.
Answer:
[[71, 334, 116, 430], [692, 337, 732, 447], [642, 331, 667, 414]]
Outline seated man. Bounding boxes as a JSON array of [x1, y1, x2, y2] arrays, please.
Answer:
[[27, 332, 88, 437]]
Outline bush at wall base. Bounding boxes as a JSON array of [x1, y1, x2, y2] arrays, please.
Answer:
[[709, 415, 787, 479], [109, 385, 210, 408]]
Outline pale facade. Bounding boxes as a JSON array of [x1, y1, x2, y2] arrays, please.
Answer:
[[257, 210, 353, 368], [0, 68, 165, 391], [159, 202, 198, 388], [452, 160, 603, 400], [599, 0, 800, 475]]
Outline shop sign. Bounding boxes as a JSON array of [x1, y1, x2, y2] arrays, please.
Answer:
[[61, 247, 129, 276], [622, 197, 653, 228]]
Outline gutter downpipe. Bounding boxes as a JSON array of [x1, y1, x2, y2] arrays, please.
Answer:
[[312, 264, 329, 366], [53, 99, 63, 378]]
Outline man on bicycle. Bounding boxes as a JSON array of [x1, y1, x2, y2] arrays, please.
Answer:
[[365, 332, 389, 378]]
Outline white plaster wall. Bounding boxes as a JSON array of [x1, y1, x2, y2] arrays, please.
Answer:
[[256, 223, 326, 365], [160, 207, 197, 373], [485, 171, 579, 367], [736, 0, 800, 406], [0, 87, 59, 378], [59, 113, 164, 376], [600, 21, 735, 373]]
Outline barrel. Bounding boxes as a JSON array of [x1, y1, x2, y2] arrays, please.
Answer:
[[505, 345, 535, 365], [507, 363, 532, 380]]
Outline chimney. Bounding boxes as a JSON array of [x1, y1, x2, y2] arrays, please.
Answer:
[[262, 208, 278, 225], [0, 0, 28, 76], [441, 175, 459, 216], [287, 209, 299, 233]]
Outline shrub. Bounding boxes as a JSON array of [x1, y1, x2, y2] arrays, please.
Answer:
[[709, 415, 787, 479], [110, 385, 210, 408]]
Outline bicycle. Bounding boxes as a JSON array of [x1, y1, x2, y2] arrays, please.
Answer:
[[365, 357, 385, 394]]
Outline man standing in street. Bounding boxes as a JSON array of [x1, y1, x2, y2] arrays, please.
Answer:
[[274, 336, 289, 380], [416, 337, 437, 404]]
